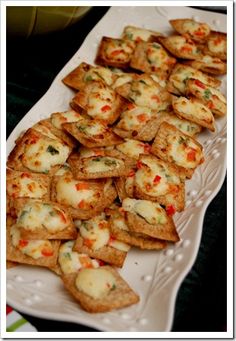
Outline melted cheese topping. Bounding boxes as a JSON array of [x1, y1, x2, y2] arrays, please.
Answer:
[[122, 198, 167, 225], [10, 225, 54, 259], [56, 176, 97, 209], [183, 21, 210, 38], [75, 268, 117, 299], [79, 146, 105, 159], [7, 174, 47, 199], [51, 110, 83, 129], [123, 26, 160, 42], [77, 120, 106, 136], [146, 43, 171, 67], [108, 238, 130, 252], [87, 83, 115, 120], [163, 114, 201, 136], [191, 82, 226, 103], [79, 216, 110, 250], [116, 139, 150, 159], [17, 202, 70, 232], [105, 40, 134, 62], [150, 74, 167, 88], [112, 216, 129, 231], [167, 36, 200, 55], [84, 66, 114, 86], [83, 157, 124, 173], [58, 241, 100, 274], [22, 136, 70, 173], [208, 36, 226, 54], [135, 156, 180, 197], [112, 74, 134, 89], [174, 96, 213, 122], [116, 106, 152, 131], [167, 134, 203, 169], [129, 79, 167, 110]]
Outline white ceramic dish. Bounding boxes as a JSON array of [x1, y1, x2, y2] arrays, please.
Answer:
[[6, 6, 227, 332]]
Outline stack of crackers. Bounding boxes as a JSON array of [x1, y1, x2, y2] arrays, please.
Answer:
[[6, 18, 227, 314]]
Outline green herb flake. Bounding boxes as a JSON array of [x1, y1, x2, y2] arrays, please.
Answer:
[[204, 89, 211, 100], [104, 158, 117, 166], [49, 210, 56, 217], [78, 125, 87, 133], [47, 145, 59, 155], [126, 32, 133, 40], [178, 136, 186, 144], [64, 252, 72, 260], [152, 43, 161, 49], [92, 157, 102, 162], [84, 75, 93, 82], [139, 79, 147, 85], [110, 283, 116, 291], [19, 210, 29, 220]]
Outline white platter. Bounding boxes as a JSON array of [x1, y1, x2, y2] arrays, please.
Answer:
[[6, 6, 227, 332]]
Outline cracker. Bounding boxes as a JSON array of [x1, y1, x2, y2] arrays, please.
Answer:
[[62, 119, 123, 148], [12, 198, 77, 240], [68, 151, 130, 179], [130, 41, 176, 75], [7, 261, 19, 269], [133, 154, 185, 212], [151, 122, 204, 179], [183, 55, 226, 75], [172, 96, 215, 132], [51, 174, 117, 219], [61, 266, 139, 313], [186, 78, 227, 117], [7, 225, 60, 268], [95, 37, 136, 69], [114, 173, 135, 201], [109, 211, 167, 250], [7, 168, 51, 203], [122, 198, 179, 242], [7, 128, 72, 175], [157, 35, 203, 60], [167, 63, 221, 96], [153, 110, 202, 137], [169, 19, 210, 42], [62, 62, 115, 91], [115, 74, 172, 112], [203, 31, 227, 60], [121, 25, 163, 43], [70, 81, 128, 124]]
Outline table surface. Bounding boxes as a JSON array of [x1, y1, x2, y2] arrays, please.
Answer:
[[6, 6, 227, 332]]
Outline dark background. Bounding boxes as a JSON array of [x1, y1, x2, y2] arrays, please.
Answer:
[[6, 6, 227, 332]]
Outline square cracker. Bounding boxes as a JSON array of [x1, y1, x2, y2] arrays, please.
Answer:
[[7, 128, 72, 175], [62, 62, 115, 91], [151, 122, 204, 179], [133, 154, 185, 212], [68, 151, 130, 180], [186, 78, 226, 117], [108, 211, 167, 250], [95, 37, 136, 69], [203, 31, 227, 61], [51, 174, 117, 220], [130, 41, 176, 75], [61, 266, 140, 313], [62, 119, 123, 148], [6, 225, 60, 268], [172, 95, 215, 132], [12, 198, 77, 240], [70, 81, 128, 125], [183, 56, 226, 75]]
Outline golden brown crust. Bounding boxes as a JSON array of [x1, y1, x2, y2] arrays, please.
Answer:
[[169, 19, 210, 43], [11, 198, 77, 240], [70, 81, 129, 124], [126, 211, 180, 242], [157, 35, 203, 60], [114, 174, 135, 201], [61, 266, 140, 313], [167, 63, 221, 96], [130, 41, 176, 75], [186, 78, 227, 117], [7, 260, 19, 269], [109, 215, 167, 250], [7, 128, 72, 175], [151, 122, 204, 179], [63, 119, 123, 148], [6, 225, 60, 268], [50, 174, 117, 220], [6, 168, 51, 203], [68, 151, 130, 179], [203, 31, 227, 60], [73, 234, 127, 268], [183, 57, 226, 75], [95, 37, 136, 69]]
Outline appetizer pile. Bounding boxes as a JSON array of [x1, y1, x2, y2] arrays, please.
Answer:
[[7, 17, 227, 314]]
